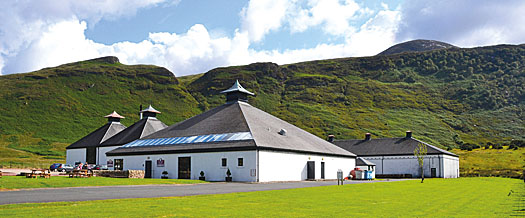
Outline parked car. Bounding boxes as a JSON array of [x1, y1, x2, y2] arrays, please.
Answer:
[[100, 165, 109, 170], [49, 163, 62, 171], [91, 165, 102, 170], [61, 164, 74, 172]]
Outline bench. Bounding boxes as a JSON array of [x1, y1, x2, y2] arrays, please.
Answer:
[[68, 170, 93, 178], [26, 169, 51, 179]]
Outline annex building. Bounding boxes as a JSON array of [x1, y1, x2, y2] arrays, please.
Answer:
[[333, 132, 459, 178], [106, 81, 356, 182], [66, 106, 167, 166]]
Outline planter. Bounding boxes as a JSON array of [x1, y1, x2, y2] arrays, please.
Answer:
[[199, 176, 205, 181], [161, 176, 168, 179], [225, 177, 232, 182]]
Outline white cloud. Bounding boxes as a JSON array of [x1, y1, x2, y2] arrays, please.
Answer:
[[289, 0, 360, 36], [396, 0, 525, 47], [0, 0, 171, 75], [240, 0, 291, 42]]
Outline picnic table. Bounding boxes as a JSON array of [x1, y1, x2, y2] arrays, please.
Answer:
[[26, 169, 51, 178], [68, 169, 93, 178]]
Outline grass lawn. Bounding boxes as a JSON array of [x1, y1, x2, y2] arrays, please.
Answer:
[[0, 177, 522, 217], [0, 176, 206, 190]]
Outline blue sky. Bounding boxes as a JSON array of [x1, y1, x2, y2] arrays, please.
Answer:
[[1, 0, 524, 76]]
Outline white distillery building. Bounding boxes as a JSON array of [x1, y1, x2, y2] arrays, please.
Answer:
[[66, 106, 167, 165], [66, 111, 127, 165], [106, 81, 356, 182], [334, 132, 459, 178]]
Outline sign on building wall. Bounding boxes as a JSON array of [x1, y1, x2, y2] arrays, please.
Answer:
[[107, 159, 114, 167], [250, 169, 256, 177], [157, 158, 165, 167]]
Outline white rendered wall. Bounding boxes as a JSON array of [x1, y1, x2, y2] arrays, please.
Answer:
[[66, 148, 85, 165], [362, 155, 458, 178], [442, 155, 460, 178], [258, 150, 355, 182], [97, 146, 121, 165], [108, 151, 257, 182]]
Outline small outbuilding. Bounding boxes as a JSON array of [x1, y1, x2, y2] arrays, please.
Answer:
[[334, 132, 459, 178], [106, 81, 356, 182], [356, 157, 376, 179], [66, 111, 126, 165]]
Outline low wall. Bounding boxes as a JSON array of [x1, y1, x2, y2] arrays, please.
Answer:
[[94, 170, 144, 179]]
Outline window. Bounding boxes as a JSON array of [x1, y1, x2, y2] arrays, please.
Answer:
[[238, 158, 244, 167], [221, 158, 227, 167], [114, 159, 124, 171]]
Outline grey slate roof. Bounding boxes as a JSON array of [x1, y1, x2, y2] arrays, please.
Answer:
[[66, 122, 126, 149], [356, 157, 375, 166], [333, 137, 458, 157], [100, 117, 167, 147], [107, 101, 355, 157]]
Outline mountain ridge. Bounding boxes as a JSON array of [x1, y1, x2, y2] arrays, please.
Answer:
[[378, 39, 458, 55]]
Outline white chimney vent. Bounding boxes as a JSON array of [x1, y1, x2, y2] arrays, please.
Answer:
[[279, 129, 287, 136]]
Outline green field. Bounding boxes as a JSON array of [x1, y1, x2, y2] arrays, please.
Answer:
[[454, 147, 525, 178], [0, 177, 522, 217], [0, 176, 206, 190]]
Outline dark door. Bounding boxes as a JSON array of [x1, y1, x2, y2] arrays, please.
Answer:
[[307, 161, 315, 180], [86, 147, 96, 164], [145, 160, 152, 178], [431, 168, 436, 178], [178, 157, 191, 179], [321, 162, 325, 179]]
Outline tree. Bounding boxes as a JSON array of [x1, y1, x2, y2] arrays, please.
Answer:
[[414, 142, 428, 183]]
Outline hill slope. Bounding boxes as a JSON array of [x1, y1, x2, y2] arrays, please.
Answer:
[[0, 45, 524, 167], [378, 39, 458, 55]]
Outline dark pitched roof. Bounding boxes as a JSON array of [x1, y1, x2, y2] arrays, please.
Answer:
[[356, 157, 375, 166], [66, 122, 126, 149], [142, 103, 250, 138], [107, 102, 355, 157], [100, 117, 167, 147], [333, 137, 458, 157]]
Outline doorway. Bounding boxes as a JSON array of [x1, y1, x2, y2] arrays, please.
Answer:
[[307, 161, 315, 180], [431, 168, 436, 178], [178, 157, 191, 179], [145, 160, 152, 178], [86, 147, 96, 164], [321, 162, 325, 179]]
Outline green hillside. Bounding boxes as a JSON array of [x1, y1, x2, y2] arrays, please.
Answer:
[[0, 44, 524, 168]]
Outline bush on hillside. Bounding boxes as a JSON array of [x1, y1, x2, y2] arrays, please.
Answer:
[[509, 140, 525, 148], [492, 144, 503, 149], [460, 143, 480, 151]]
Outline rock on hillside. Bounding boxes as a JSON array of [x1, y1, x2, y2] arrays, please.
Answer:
[[378, 39, 458, 55]]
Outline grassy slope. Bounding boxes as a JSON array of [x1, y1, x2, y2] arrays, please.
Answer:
[[0, 178, 521, 217], [0, 176, 205, 190], [454, 147, 525, 178], [0, 45, 524, 169], [0, 57, 202, 167]]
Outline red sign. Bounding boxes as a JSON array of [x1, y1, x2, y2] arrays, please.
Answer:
[[157, 158, 165, 167], [107, 159, 114, 167]]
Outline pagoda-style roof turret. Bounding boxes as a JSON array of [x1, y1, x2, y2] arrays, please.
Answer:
[[104, 111, 125, 123], [220, 80, 254, 103], [140, 105, 161, 118]]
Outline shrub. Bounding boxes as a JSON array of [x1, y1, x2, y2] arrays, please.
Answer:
[[510, 140, 525, 148]]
